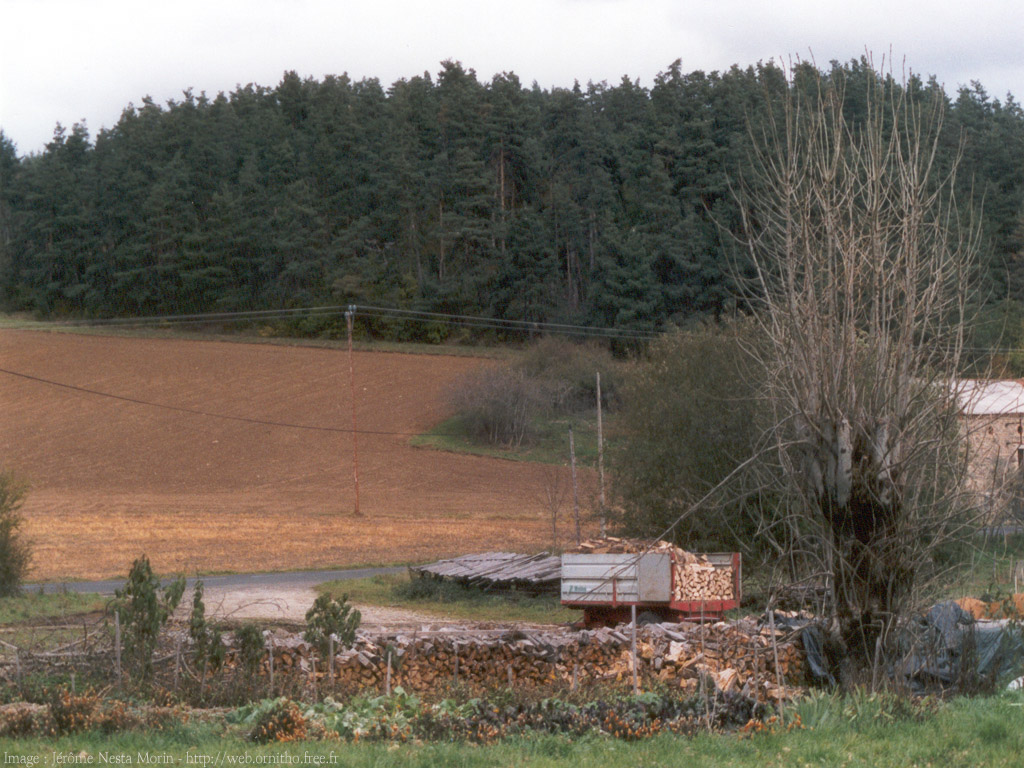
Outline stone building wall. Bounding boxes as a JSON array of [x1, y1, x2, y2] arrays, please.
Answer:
[[964, 411, 1024, 521]]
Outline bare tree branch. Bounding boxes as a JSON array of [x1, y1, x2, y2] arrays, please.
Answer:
[[736, 58, 985, 669]]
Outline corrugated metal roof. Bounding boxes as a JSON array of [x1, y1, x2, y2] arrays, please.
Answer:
[[410, 551, 561, 589], [958, 380, 1024, 416]]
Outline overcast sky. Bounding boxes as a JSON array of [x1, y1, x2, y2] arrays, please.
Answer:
[[2, 0, 1023, 156]]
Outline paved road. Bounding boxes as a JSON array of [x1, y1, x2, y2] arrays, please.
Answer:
[[29, 566, 408, 595]]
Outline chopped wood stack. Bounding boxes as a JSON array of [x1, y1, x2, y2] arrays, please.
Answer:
[[573, 536, 677, 554], [573, 537, 734, 603], [673, 559, 734, 602], [231, 619, 806, 702]]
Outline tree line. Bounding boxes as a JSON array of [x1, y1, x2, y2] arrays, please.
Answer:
[[1, 58, 1023, 338]]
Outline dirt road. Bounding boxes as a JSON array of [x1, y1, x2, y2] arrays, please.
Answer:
[[37, 567, 455, 628]]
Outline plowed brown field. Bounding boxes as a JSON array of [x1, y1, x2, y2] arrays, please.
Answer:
[[0, 330, 595, 581]]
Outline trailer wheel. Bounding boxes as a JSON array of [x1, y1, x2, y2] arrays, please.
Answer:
[[636, 611, 661, 626]]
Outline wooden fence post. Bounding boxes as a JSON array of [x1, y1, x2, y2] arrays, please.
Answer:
[[769, 609, 785, 718], [631, 605, 639, 694], [174, 638, 182, 691], [570, 427, 581, 545], [114, 611, 122, 688], [329, 634, 335, 682], [752, 636, 759, 697], [268, 643, 274, 697], [597, 371, 606, 537]]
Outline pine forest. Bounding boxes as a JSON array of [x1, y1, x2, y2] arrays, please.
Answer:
[[1, 58, 1023, 349]]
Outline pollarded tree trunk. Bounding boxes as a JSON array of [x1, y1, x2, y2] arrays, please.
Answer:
[[738, 58, 981, 669]]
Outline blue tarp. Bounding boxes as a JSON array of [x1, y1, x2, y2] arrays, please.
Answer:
[[900, 601, 1024, 690], [775, 602, 1024, 691]]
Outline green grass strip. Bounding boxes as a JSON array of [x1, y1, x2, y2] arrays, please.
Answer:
[[318, 573, 578, 624]]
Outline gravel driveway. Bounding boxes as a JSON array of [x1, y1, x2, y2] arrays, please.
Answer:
[[174, 581, 441, 628], [33, 567, 443, 628]]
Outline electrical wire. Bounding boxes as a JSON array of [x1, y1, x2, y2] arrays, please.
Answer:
[[355, 304, 659, 339], [0, 365, 448, 439], [0, 362, 600, 453], [3, 303, 660, 341]]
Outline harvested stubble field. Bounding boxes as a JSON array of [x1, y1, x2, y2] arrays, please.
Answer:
[[0, 330, 595, 582]]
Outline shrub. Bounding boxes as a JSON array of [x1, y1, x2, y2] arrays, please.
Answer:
[[609, 324, 768, 551], [188, 580, 225, 678], [48, 687, 100, 735], [0, 471, 31, 597], [112, 556, 185, 683], [304, 594, 360, 658], [235, 623, 266, 678], [95, 699, 144, 734], [249, 699, 308, 743], [516, 337, 622, 413], [0, 704, 43, 737], [448, 366, 544, 447]]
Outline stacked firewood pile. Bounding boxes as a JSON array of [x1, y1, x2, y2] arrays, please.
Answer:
[[236, 619, 805, 701], [673, 553, 734, 602], [573, 537, 734, 603], [573, 536, 671, 554]]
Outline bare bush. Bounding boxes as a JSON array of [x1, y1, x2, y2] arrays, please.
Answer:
[[516, 336, 622, 413], [448, 366, 545, 448], [536, 462, 569, 551]]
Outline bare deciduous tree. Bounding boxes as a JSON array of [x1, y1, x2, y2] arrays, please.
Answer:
[[738, 60, 982, 666], [448, 366, 541, 448], [536, 462, 569, 551]]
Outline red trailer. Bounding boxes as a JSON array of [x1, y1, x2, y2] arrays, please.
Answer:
[[560, 551, 741, 627]]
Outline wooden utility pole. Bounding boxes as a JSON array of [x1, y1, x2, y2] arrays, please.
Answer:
[[570, 426, 581, 545], [596, 371, 606, 536], [346, 306, 361, 516]]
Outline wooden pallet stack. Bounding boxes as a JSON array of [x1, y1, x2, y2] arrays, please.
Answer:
[[237, 620, 806, 701]]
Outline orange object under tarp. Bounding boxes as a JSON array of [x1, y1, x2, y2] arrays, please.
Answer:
[[956, 594, 1024, 619]]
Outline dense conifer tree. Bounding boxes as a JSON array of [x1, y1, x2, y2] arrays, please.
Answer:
[[1, 58, 1022, 341]]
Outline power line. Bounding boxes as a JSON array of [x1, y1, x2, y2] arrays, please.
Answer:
[[355, 304, 659, 340], [19, 302, 1024, 350], [0, 364, 604, 477], [0, 365, 434, 439], [5, 303, 660, 341]]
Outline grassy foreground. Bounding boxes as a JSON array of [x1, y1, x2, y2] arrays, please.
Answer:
[[318, 573, 578, 624], [0, 592, 107, 625], [1, 692, 1023, 766]]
